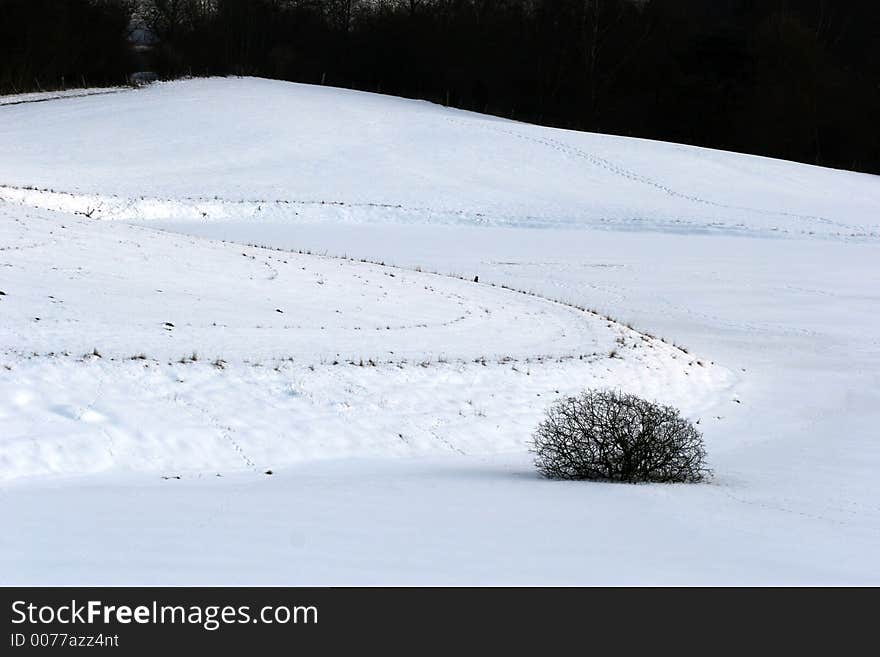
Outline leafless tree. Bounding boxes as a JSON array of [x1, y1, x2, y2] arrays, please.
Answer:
[[137, 0, 210, 40], [532, 389, 709, 483]]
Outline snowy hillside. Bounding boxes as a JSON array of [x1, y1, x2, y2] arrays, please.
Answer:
[[1, 77, 877, 238], [1, 202, 728, 480], [1, 78, 879, 584]]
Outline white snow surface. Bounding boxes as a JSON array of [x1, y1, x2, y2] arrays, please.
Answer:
[[1, 204, 725, 481], [1, 77, 879, 584], [1, 77, 877, 238]]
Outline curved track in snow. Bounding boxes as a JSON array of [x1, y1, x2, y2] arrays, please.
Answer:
[[0, 202, 734, 480]]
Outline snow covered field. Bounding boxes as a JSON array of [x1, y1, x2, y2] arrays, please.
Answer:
[[1, 78, 879, 584]]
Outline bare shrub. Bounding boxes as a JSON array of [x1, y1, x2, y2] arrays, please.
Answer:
[[532, 389, 708, 483]]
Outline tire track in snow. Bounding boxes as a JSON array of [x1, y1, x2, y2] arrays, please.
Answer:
[[3, 183, 876, 240], [0, 87, 136, 108]]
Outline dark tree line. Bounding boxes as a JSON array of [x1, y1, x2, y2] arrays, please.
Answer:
[[0, 0, 133, 92], [2, 0, 878, 174]]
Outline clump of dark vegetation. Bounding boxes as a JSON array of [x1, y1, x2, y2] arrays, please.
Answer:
[[178, 351, 199, 364], [532, 389, 708, 483]]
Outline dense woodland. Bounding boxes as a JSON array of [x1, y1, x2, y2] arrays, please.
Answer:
[[1, 0, 878, 174]]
